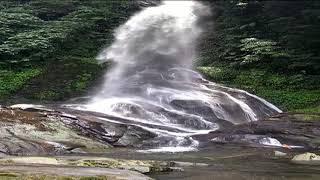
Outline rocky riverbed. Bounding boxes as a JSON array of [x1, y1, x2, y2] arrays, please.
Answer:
[[0, 104, 320, 179]]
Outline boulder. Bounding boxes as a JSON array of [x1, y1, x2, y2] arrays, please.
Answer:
[[292, 152, 320, 165]]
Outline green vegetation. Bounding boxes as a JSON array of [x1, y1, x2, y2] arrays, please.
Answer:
[[0, 0, 139, 102], [197, 1, 320, 112], [294, 106, 320, 114], [0, 68, 42, 98]]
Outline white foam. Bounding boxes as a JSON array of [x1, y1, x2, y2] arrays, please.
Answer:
[[259, 137, 304, 149], [259, 137, 282, 147], [138, 137, 200, 153], [137, 146, 198, 153]]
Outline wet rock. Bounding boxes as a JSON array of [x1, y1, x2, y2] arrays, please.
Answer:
[[170, 99, 219, 121], [0, 106, 156, 156], [292, 152, 320, 165], [115, 126, 157, 147], [194, 113, 320, 150], [0, 109, 110, 155]]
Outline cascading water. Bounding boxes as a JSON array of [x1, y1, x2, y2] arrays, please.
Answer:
[[68, 1, 282, 152]]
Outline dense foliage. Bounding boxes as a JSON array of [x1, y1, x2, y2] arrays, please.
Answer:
[[197, 1, 320, 112], [0, 0, 139, 102]]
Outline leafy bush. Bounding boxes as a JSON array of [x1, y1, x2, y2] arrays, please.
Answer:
[[0, 68, 42, 99], [197, 66, 237, 82]]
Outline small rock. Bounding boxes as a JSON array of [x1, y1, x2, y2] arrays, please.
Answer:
[[274, 151, 287, 157], [122, 165, 150, 174], [292, 152, 320, 165]]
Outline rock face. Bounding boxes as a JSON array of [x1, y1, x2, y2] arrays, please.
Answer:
[[0, 105, 155, 156]]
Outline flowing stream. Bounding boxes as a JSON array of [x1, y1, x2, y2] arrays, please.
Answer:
[[67, 1, 281, 152]]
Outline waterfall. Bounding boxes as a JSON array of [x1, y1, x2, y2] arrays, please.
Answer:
[[68, 1, 281, 152]]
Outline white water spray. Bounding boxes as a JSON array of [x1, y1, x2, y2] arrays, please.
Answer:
[[69, 1, 281, 152]]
